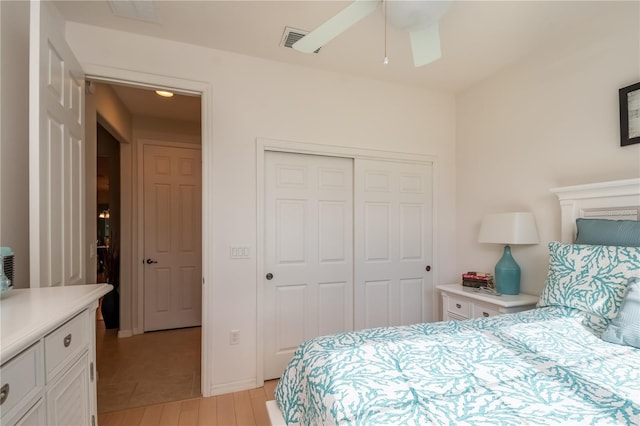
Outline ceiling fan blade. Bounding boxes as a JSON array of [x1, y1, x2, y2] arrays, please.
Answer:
[[410, 22, 442, 67], [293, 0, 380, 53]]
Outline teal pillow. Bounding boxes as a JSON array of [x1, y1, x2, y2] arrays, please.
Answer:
[[575, 218, 640, 247], [538, 242, 640, 320], [602, 277, 640, 348]]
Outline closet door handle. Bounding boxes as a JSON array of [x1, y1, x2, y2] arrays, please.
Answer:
[[146, 258, 158, 264], [266, 273, 273, 280]]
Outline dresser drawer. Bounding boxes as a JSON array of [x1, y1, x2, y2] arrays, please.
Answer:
[[473, 304, 500, 319], [14, 397, 46, 426], [44, 311, 90, 382], [0, 342, 44, 423], [447, 297, 471, 318]]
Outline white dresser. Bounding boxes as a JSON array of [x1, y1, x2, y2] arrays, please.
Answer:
[[0, 284, 111, 426], [437, 284, 539, 321]]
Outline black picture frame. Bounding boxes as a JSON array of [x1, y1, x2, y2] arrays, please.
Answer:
[[619, 82, 640, 146]]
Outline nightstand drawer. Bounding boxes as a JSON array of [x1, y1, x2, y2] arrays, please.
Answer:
[[473, 304, 500, 319], [447, 297, 471, 318], [438, 284, 539, 322]]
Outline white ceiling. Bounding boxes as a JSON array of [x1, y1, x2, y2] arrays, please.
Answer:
[[56, 1, 631, 120], [108, 84, 201, 123]]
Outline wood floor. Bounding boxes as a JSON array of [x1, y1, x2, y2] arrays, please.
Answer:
[[98, 380, 279, 426], [96, 318, 280, 425]]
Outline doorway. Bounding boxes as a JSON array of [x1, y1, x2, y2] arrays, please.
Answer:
[[88, 81, 204, 412], [96, 123, 121, 329]]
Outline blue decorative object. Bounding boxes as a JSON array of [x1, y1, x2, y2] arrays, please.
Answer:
[[478, 212, 540, 295], [495, 244, 520, 295], [575, 218, 640, 247]]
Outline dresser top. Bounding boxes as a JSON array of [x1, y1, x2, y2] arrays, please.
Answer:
[[1, 284, 112, 362], [437, 284, 540, 308]]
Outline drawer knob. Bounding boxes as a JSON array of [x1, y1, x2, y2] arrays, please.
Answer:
[[482, 312, 489, 317], [456, 303, 461, 309], [64, 333, 72, 348], [0, 383, 9, 405]]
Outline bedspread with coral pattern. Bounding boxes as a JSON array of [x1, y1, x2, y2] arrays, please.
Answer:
[[276, 306, 640, 425]]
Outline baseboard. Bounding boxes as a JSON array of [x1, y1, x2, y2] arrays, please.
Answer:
[[208, 378, 258, 396], [117, 329, 133, 338]]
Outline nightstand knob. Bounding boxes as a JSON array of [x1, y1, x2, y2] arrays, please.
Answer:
[[456, 303, 461, 309], [482, 312, 489, 317], [425, 265, 431, 272]]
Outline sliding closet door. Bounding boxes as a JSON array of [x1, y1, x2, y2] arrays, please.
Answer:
[[354, 159, 433, 329], [263, 152, 354, 379]]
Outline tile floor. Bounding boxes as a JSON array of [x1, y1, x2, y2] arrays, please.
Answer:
[[96, 320, 202, 414]]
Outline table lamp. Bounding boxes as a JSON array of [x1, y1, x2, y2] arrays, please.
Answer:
[[478, 212, 540, 295]]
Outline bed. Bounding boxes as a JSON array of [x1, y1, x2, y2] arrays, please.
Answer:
[[267, 178, 640, 425]]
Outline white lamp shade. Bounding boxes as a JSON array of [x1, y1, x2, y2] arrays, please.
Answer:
[[478, 212, 540, 245]]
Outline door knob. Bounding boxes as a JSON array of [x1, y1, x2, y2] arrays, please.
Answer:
[[145, 258, 158, 264], [266, 273, 273, 280], [426, 265, 431, 271]]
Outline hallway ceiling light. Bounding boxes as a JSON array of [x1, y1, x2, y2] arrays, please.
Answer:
[[155, 90, 174, 98]]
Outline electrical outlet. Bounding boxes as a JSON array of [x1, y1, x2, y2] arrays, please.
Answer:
[[229, 329, 240, 345]]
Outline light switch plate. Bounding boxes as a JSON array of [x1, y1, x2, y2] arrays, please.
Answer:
[[230, 246, 250, 259]]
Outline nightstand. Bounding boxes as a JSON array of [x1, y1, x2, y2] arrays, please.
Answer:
[[437, 284, 539, 321]]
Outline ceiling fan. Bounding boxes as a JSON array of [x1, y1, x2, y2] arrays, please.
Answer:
[[293, 0, 452, 67]]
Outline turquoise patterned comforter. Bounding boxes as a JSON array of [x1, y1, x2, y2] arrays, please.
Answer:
[[276, 307, 640, 425]]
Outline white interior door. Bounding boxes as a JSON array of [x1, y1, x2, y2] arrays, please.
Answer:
[[354, 159, 433, 329], [29, 0, 85, 287], [264, 151, 353, 379], [143, 144, 202, 332]]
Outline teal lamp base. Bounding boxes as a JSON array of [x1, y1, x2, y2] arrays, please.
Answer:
[[494, 245, 520, 295]]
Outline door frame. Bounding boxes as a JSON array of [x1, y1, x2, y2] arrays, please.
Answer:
[[137, 139, 203, 332], [255, 137, 439, 385], [82, 63, 212, 397]]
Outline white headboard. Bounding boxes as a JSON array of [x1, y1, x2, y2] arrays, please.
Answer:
[[550, 178, 640, 243]]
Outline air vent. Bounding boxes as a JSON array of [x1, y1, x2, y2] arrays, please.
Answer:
[[108, 0, 161, 23], [281, 27, 321, 54]]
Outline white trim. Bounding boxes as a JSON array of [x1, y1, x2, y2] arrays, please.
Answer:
[[551, 178, 640, 201], [255, 137, 438, 386], [208, 378, 259, 397], [117, 329, 133, 338], [79, 63, 213, 397]]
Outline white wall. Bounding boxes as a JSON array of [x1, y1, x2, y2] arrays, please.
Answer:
[[0, 0, 29, 289], [456, 1, 640, 296], [65, 23, 457, 394], [133, 116, 201, 145]]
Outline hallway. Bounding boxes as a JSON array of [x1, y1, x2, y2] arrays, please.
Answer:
[[96, 321, 201, 413]]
